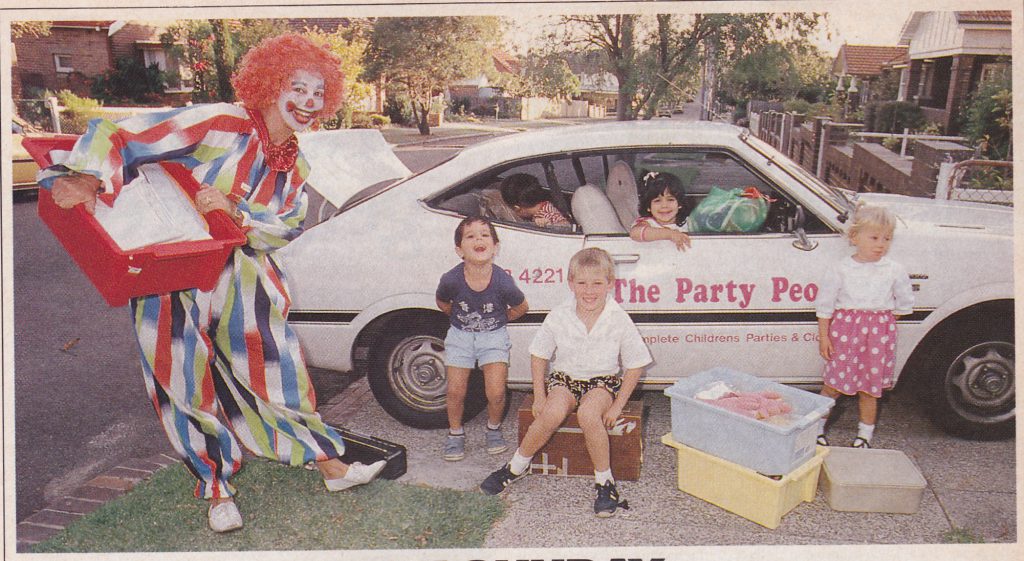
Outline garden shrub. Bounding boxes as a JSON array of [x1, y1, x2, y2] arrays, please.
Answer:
[[960, 72, 1012, 160], [867, 101, 925, 133], [57, 90, 103, 134]]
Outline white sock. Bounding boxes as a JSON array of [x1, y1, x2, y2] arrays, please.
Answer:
[[857, 422, 875, 441], [486, 422, 501, 431], [594, 469, 614, 485], [448, 427, 465, 436], [509, 450, 532, 475]]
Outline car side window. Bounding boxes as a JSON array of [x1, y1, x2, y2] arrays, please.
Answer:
[[632, 150, 829, 235], [429, 147, 830, 236]]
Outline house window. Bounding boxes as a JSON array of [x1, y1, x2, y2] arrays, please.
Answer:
[[142, 48, 167, 71], [980, 62, 1009, 84], [53, 54, 73, 73]]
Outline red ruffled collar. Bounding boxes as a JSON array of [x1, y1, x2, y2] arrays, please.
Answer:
[[247, 107, 298, 172]]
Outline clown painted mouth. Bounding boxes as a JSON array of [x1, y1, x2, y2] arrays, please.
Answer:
[[286, 101, 318, 124]]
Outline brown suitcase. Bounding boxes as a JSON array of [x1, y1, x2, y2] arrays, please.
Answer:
[[517, 396, 644, 480]]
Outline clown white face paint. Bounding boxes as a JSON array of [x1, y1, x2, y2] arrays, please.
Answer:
[[276, 69, 325, 132]]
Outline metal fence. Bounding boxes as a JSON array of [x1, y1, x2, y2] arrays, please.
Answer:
[[13, 99, 57, 132], [14, 99, 173, 134], [936, 160, 1014, 206]]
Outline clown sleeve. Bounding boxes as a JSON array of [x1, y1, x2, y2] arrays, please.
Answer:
[[234, 159, 309, 252], [37, 103, 250, 195]]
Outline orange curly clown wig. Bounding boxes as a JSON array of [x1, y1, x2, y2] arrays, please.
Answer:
[[232, 33, 345, 114]]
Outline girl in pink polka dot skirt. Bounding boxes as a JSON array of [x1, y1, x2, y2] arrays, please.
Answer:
[[814, 204, 914, 448]]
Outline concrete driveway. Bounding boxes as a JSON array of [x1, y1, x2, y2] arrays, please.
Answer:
[[321, 378, 1016, 548]]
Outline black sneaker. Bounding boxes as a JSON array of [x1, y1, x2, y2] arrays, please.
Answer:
[[480, 464, 526, 495], [594, 481, 629, 517]]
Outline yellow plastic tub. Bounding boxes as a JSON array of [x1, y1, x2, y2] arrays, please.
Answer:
[[661, 433, 828, 529]]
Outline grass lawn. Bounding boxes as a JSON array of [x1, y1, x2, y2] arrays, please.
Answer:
[[33, 459, 504, 552]]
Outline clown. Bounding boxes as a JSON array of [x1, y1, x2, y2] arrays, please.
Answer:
[[41, 34, 385, 533]]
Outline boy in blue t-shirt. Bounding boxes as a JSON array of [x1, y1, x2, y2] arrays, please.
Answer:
[[437, 217, 529, 461]]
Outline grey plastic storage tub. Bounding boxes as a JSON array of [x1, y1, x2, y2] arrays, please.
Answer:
[[819, 447, 927, 513], [664, 367, 834, 475]]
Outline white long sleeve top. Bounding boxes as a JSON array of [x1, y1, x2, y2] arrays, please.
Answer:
[[815, 255, 915, 319]]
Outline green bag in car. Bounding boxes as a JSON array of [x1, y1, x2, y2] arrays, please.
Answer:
[[689, 186, 770, 233]]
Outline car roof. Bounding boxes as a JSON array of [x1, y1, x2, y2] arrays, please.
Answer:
[[455, 120, 747, 164]]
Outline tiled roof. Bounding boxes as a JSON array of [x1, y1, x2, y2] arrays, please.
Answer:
[[490, 49, 521, 75], [837, 45, 909, 77], [955, 11, 1011, 24]]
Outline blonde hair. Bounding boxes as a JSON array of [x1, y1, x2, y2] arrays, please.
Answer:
[[568, 247, 616, 281], [847, 203, 897, 242]]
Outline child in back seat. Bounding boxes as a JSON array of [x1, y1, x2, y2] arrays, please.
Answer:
[[499, 173, 571, 228]]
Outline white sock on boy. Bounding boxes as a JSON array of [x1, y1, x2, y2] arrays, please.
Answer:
[[857, 422, 875, 442], [594, 469, 614, 485], [509, 450, 532, 475]]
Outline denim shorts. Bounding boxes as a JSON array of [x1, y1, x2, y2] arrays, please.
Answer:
[[443, 326, 511, 368]]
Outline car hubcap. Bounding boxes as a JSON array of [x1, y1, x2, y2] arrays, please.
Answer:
[[387, 335, 447, 413], [945, 341, 1015, 423]]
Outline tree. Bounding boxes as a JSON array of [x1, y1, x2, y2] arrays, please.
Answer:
[[498, 50, 580, 99], [363, 17, 500, 134], [11, 21, 51, 39], [550, 13, 826, 120], [720, 42, 802, 103], [304, 26, 373, 128], [161, 19, 289, 103]]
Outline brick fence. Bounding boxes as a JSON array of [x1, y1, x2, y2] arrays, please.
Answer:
[[753, 110, 987, 199]]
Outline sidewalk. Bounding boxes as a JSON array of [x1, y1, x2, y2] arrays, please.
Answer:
[[319, 379, 1016, 548], [18, 375, 1016, 551]]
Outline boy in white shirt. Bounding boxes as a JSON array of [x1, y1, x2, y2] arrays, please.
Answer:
[[480, 248, 652, 517]]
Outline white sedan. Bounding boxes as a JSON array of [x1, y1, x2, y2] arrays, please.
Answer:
[[282, 121, 1014, 439]]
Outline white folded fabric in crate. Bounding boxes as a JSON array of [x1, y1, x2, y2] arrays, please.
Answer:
[[93, 165, 212, 251]]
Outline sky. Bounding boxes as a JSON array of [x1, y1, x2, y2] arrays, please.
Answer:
[[815, 5, 915, 53], [505, 5, 917, 59]]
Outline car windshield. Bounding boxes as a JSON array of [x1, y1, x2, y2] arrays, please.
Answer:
[[739, 131, 855, 217]]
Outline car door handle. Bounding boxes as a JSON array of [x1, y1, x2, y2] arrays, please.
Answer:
[[612, 254, 640, 264]]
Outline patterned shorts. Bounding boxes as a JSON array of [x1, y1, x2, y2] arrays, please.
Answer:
[[546, 371, 621, 406]]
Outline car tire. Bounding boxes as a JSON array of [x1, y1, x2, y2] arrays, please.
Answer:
[[920, 317, 1015, 439], [366, 318, 487, 429]]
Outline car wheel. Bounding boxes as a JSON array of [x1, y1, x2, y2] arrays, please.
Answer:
[[366, 318, 486, 429], [922, 321, 1015, 439]]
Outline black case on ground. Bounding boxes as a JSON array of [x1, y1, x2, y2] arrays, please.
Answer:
[[334, 426, 408, 480]]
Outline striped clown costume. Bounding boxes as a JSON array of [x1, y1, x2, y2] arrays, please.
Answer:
[[39, 103, 347, 499]]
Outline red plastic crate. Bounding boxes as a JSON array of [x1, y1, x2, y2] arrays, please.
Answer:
[[24, 136, 247, 307]]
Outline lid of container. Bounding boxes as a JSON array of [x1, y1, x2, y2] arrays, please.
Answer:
[[823, 447, 927, 488]]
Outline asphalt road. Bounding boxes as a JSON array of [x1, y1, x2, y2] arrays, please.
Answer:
[[10, 144, 460, 522]]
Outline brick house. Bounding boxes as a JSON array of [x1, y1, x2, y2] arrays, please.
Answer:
[[895, 10, 1011, 134], [12, 20, 191, 102], [12, 21, 117, 99], [830, 44, 909, 110]]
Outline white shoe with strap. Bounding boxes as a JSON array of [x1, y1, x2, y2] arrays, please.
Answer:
[[324, 460, 387, 492], [208, 500, 243, 533]]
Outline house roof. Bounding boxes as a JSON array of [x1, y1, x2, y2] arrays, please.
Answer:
[[50, 21, 115, 29], [833, 45, 909, 77], [490, 49, 521, 75], [955, 11, 1012, 24], [900, 11, 1011, 44]]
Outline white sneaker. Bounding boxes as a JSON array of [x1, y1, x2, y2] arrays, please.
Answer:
[[208, 500, 243, 533], [324, 460, 387, 492]]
